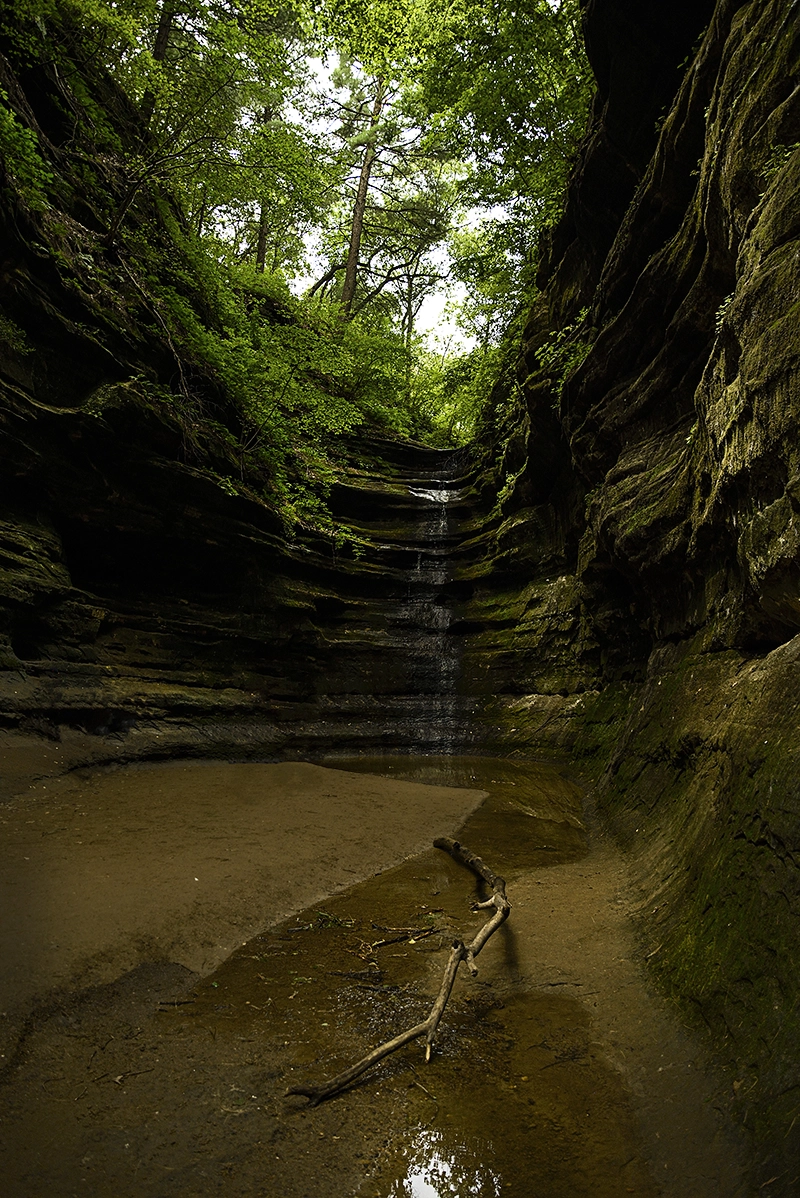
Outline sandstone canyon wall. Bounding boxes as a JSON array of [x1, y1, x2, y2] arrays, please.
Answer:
[[2, 0, 800, 1186], [453, 0, 800, 1182]]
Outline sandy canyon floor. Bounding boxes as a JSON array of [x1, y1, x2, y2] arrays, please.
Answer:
[[0, 740, 749, 1196]]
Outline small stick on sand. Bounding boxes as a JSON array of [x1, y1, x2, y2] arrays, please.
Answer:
[[285, 837, 510, 1105]]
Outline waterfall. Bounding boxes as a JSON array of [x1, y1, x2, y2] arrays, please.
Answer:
[[319, 442, 470, 756], [399, 481, 460, 752]]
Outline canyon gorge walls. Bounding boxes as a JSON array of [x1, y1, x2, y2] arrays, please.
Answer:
[[455, 0, 799, 1182], [2, 0, 800, 1185]]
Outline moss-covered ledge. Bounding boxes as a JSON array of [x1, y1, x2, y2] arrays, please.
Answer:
[[587, 634, 800, 1187]]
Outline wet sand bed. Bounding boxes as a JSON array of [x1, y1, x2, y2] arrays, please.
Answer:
[[0, 752, 749, 1196], [0, 756, 486, 1056]]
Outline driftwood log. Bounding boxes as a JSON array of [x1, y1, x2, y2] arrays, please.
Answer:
[[285, 837, 511, 1105]]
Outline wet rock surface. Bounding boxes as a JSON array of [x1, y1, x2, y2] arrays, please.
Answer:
[[0, 428, 475, 757]]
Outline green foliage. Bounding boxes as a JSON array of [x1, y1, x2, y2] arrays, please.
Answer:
[[533, 307, 592, 403], [0, 88, 54, 211], [0, 0, 592, 534], [447, 218, 531, 347], [411, 0, 590, 206], [149, 270, 367, 444], [410, 346, 485, 444], [762, 141, 800, 183], [319, 0, 416, 75], [714, 292, 734, 332], [0, 314, 34, 355], [0, 0, 59, 62], [118, 219, 430, 499]]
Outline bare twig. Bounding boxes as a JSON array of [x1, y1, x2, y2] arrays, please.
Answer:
[[285, 838, 510, 1105], [369, 926, 437, 949]]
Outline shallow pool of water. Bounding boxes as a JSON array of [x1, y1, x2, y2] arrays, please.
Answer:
[[328, 754, 589, 866], [182, 756, 656, 1197], [2, 754, 731, 1196], [315, 757, 657, 1197]]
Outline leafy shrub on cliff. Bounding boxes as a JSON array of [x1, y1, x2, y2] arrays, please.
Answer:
[[534, 307, 591, 401], [0, 89, 54, 212]]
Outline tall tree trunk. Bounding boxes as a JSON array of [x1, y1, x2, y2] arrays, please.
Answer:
[[195, 180, 208, 236], [340, 80, 386, 317], [141, 0, 177, 126], [254, 107, 276, 272], [404, 273, 414, 400], [255, 202, 269, 272]]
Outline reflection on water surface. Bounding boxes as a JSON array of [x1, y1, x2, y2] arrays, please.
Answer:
[[327, 754, 588, 871], [390, 1129, 501, 1198]]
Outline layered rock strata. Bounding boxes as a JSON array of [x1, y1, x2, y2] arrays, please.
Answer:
[[449, 0, 800, 1185], [2, 0, 800, 1186]]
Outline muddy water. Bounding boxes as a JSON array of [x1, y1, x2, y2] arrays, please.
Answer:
[[1, 755, 745, 1197], [157, 755, 657, 1196], [315, 758, 657, 1197], [0, 758, 485, 1049]]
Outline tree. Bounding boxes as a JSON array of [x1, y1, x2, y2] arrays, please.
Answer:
[[5, 0, 591, 453], [140, 0, 176, 125], [339, 74, 386, 312], [304, 54, 455, 333]]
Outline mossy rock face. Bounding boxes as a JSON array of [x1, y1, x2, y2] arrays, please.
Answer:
[[522, 0, 800, 661], [0, 355, 490, 758], [590, 635, 800, 1181], [487, 0, 800, 1184]]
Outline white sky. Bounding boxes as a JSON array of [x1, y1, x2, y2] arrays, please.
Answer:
[[416, 279, 472, 350]]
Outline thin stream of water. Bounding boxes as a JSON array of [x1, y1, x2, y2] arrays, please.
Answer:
[[396, 481, 461, 753]]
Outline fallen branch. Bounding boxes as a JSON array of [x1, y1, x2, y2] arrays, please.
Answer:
[[285, 837, 510, 1105], [369, 926, 437, 950]]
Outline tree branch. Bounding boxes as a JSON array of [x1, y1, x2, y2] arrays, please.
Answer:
[[285, 838, 510, 1105]]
